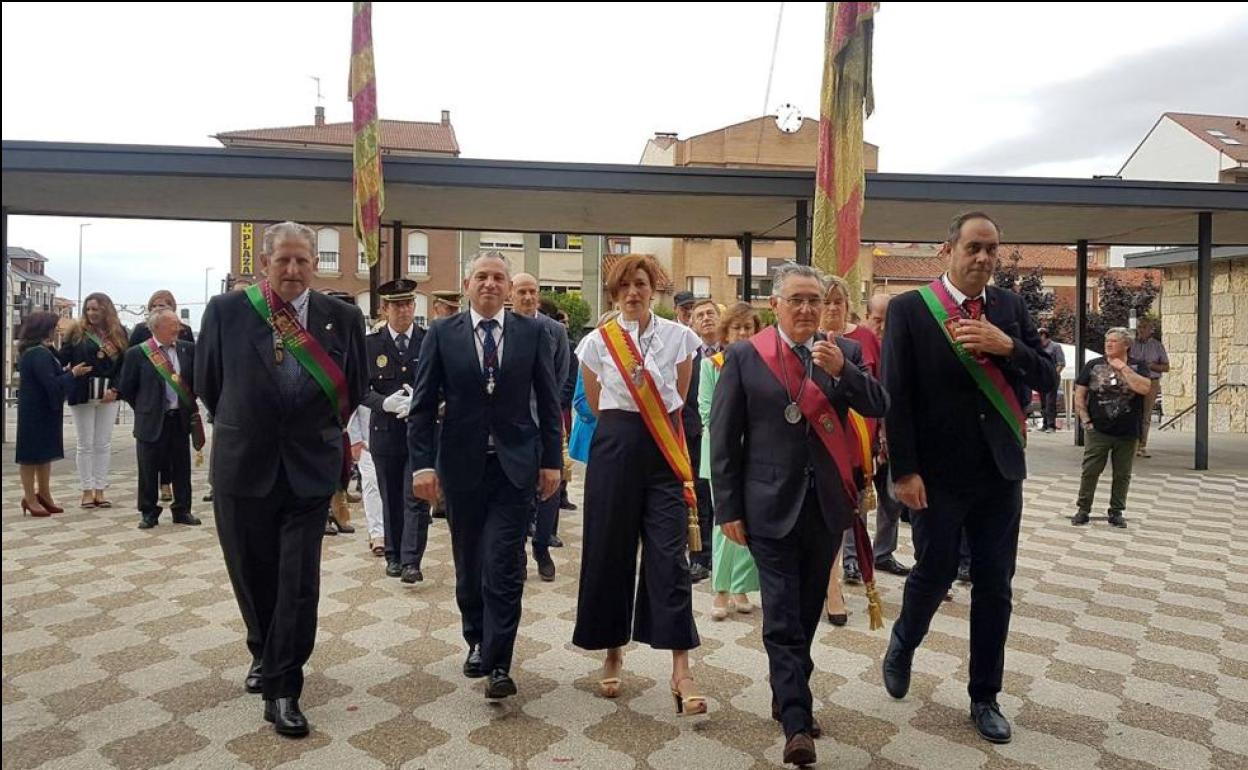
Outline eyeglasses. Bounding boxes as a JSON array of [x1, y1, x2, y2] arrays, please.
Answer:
[[778, 296, 825, 310]]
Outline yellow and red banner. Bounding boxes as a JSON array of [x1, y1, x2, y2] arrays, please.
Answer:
[[813, 2, 876, 299], [350, 1, 384, 268]]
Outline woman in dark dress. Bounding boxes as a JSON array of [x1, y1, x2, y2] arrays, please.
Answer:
[[127, 289, 194, 501], [58, 292, 129, 509], [16, 312, 93, 516]]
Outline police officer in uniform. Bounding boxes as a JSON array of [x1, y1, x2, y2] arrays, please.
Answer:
[[362, 279, 431, 583]]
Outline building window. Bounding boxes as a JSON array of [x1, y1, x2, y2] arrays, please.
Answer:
[[317, 228, 340, 272], [687, 276, 711, 298], [480, 232, 524, 249], [357, 245, 369, 272], [539, 233, 581, 251], [408, 232, 429, 273], [736, 278, 772, 299]]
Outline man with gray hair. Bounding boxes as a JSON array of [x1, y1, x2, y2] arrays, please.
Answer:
[[115, 308, 203, 529], [1072, 328, 1152, 528]]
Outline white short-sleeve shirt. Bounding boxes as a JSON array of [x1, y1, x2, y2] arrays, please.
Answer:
[[576, 314, 701, 413]]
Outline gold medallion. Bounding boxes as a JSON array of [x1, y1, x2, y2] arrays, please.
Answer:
[[376, 354, 388, 368]]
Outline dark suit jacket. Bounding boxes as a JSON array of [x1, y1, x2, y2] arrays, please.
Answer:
[[711, 332, 890, 540], [682, 350, 704, 442], [362, 325, 426, 456], [882, 284, 1057, 487], [116, 339, 195, 443], [195, 289, 368, 498], [408, 310, 562, 493]]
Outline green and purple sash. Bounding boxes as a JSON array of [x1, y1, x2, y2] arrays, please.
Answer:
[[246, 282, 350, 425], [918, 279, 1027, 447], [141, 339, 206, 450]]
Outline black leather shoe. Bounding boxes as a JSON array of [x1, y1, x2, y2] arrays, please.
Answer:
[[138, 517, 158, 530], [882, 635, 913, 699], [689, 563, 711, 583], [957, 564, 972, 584], [826, 612, 847, 627], [463, 645, 485, 678], [771, 704, 822, 739], [485, 669, 517, 699], [172, 513, 202, 526], [202, 490, 214, 502], [1108, 513, 1127, 528], [875, 556, 911, 576], [549, 535, 565, 548], [843, 562, 863, 585], [1071, 510, 1091, 526], [263, 697, 309, 737], [559, 500, 577, 511], [245, 661, 262, 694], [400, 565, 423, 584], [970, 700, 1012, 744], [535, 551, 556, 582], [782, 732, 816, 766], [385, 561, 402, 578]]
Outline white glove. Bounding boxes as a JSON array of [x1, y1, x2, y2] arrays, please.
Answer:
[[382, 386, 412, 417]]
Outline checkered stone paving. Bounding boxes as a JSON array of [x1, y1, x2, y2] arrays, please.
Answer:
[[4, 427, 1247, 769]]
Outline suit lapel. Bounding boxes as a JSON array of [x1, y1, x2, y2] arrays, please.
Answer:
[[460, 312, 487, 388], [248, 301, 281, 386]]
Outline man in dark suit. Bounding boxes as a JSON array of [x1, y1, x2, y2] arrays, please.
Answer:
[[511, 273, 568, 582], [115, 309, 202, 529], [197, 221, 368, 738], [711, 263, 889, 767], [409, 252, 562, 700], [880, 212, 1056, 745], [687, 298, 722, 581], [361, 279, 429, 583]]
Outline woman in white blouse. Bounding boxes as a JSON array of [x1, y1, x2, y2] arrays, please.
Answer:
[[573, 255, 708, 716]]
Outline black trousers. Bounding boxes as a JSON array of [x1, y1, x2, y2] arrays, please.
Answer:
[[375, 452, 431, 567], [891, 477, 1022, 702], [136, 412, 191, 520], [530, 488, 559, 554], [445, 454, 529, 673], [573, 410, 699, 651], [1041, 387, 1060, 429], [215, 468, 329, 699], [749, 490, 841, 739], [687, 435, 714, 569]]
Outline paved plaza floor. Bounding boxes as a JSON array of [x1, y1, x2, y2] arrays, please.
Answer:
[[3, 423, 1246, 769]]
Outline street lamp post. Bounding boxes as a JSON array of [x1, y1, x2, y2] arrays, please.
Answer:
[[76, 223, 91, 318], [204, 267, 215, 303]]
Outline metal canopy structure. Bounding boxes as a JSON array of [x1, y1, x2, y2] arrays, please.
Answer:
[[4, 140, 1248, 468]]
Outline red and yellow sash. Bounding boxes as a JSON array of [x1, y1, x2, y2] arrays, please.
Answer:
[[918, 279, 1026, 446], [140, 339, 206, 452], [84, 329, 122, 360], [600, 318, 702, 552], [246, 282, 350, 426]]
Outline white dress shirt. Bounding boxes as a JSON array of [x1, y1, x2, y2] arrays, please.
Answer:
[[576, 313, 700, 413], [941, 273, 986, 307], [469, 306, 506, 371], [160, 342, 181, 410]]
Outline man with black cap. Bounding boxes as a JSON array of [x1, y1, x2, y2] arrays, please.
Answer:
[[362, 279, 430, 583], [673, 290, 697, 328], [431, 290, 462, 320]]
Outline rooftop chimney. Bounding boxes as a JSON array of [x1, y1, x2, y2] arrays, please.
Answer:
[[315, 106, 325, 127], [441, 110, 450, 126]]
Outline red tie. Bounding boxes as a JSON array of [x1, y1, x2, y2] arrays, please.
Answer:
[[962, 297, 984, 320]]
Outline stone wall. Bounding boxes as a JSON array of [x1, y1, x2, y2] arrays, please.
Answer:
[[1157, 256, 1248, 433]]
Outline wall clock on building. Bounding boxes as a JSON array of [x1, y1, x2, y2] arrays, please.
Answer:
[[775, 103, 803, 133]]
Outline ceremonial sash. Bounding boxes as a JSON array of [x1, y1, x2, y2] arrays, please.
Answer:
[[84, 329, 121, 360], [917, 279, 1026, 447], [140, 339, 206, 452], [749, 326, 858, 506], [246, 282, 350, 425], [600, 319, 702, 551]]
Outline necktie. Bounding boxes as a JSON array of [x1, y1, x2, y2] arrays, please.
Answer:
[[962, 297, 984, 321], [479, 319, 499, 375], [792, 344, 812, 367], [397, 333, 408, 356]]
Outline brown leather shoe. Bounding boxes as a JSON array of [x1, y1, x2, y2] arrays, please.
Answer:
[[782, 733, 816, 766]]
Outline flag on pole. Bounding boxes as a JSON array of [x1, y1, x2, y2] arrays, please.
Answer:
[[350, 1, 384, 268], [813, 2, 876, 298]]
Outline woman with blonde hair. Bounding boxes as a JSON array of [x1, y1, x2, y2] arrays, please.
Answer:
[[699, 303, 762, 619], [59, 292, 129, 508], [573, 255, 708, 716]]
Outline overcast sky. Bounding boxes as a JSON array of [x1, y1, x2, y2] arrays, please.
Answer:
[[4, 2, 1246, 327]]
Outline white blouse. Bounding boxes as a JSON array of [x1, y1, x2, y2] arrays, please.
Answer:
[[576, 314, 701, 413]]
